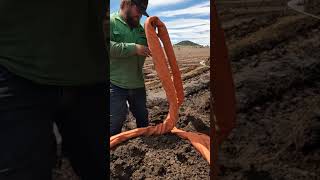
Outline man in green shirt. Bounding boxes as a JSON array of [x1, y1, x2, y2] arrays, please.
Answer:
[[0, 1, 107, 179], [110, 0, 150, 135]]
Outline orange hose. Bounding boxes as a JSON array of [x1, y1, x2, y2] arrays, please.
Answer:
[[212, 1, 236, 148], [110, 16, 210, 164], [212, 2, 237, 178]]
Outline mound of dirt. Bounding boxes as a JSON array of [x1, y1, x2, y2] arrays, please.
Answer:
[[110, 135, 210, 179], [175, 40, 202, 47]]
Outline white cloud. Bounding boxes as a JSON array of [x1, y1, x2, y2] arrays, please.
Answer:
[[165, 18, 210, 29], [148, 0, 188, 8], [156, 1, 210, 17], [168, 25, 209, 34], [162, 18, 210, 46]]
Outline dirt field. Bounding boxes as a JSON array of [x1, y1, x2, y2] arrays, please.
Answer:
[[216, 0, 320, 179], [110, 46, 211, 179]]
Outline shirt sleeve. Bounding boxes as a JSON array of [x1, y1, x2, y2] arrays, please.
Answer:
[[110, 41, 136, 58], [109, 17, 137, 58]]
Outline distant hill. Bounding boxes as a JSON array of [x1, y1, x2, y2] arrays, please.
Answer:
[[175, 40, 202, 47]]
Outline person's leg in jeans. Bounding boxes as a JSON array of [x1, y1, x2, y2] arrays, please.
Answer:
[[110, 84, 129, 136], [0, 65, 58, 180], [128, 87, 149, 128], [54, 84, 108, 180]]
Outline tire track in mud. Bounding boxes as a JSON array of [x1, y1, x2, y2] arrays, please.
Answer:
[[146, 69, 210, 129], [228, 15, 320, 65], [217, 0, 291, 23], [288, 0, 320, 20]]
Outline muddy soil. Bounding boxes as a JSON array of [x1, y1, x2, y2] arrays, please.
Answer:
[[216, 0, 320, 179]]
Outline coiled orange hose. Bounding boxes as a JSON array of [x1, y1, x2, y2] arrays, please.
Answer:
[[110, 16, 210, 164]]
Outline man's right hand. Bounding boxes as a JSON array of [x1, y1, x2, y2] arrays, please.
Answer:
[[135, 44, 152, 57]]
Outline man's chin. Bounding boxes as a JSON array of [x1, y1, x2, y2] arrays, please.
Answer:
[[128, 20, 140, 28], [131, 18, 140, 25], [134, 22, 140, 27]]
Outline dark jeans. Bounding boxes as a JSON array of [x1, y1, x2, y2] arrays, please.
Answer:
[[0, 65, 107, 180], [110, 83, 149, 136]]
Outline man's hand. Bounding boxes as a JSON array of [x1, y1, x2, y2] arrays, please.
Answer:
[[135, 44, 152, 57]]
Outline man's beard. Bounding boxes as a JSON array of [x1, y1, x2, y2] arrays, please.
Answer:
[[126, 10, 140, 28]]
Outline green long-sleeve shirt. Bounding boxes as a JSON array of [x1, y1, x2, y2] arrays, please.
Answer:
[[0, 1, 107, 86], [110, 12, 147, 89]]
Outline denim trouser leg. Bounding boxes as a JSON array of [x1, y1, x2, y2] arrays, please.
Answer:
[[110, 84, 128, 136], [128, 87, 149, 128], [0, 65, 58, 180]]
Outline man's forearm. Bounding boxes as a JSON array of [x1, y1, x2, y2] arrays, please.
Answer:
[[110, 41, 136, 58]]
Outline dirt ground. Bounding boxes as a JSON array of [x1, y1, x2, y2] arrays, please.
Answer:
[[216, 0, 320, 179], [110, 46, 211, 180]]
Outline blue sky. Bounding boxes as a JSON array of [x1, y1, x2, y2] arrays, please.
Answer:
[[110, 0, 210, 46]]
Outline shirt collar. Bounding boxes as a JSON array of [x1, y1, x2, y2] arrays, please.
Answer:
[[114, 11, 144, 30], [114, 11, 127, 25]]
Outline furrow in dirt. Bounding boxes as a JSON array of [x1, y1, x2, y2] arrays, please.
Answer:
[[228, 15, 320, 63], [217, 2, 320, 178]]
